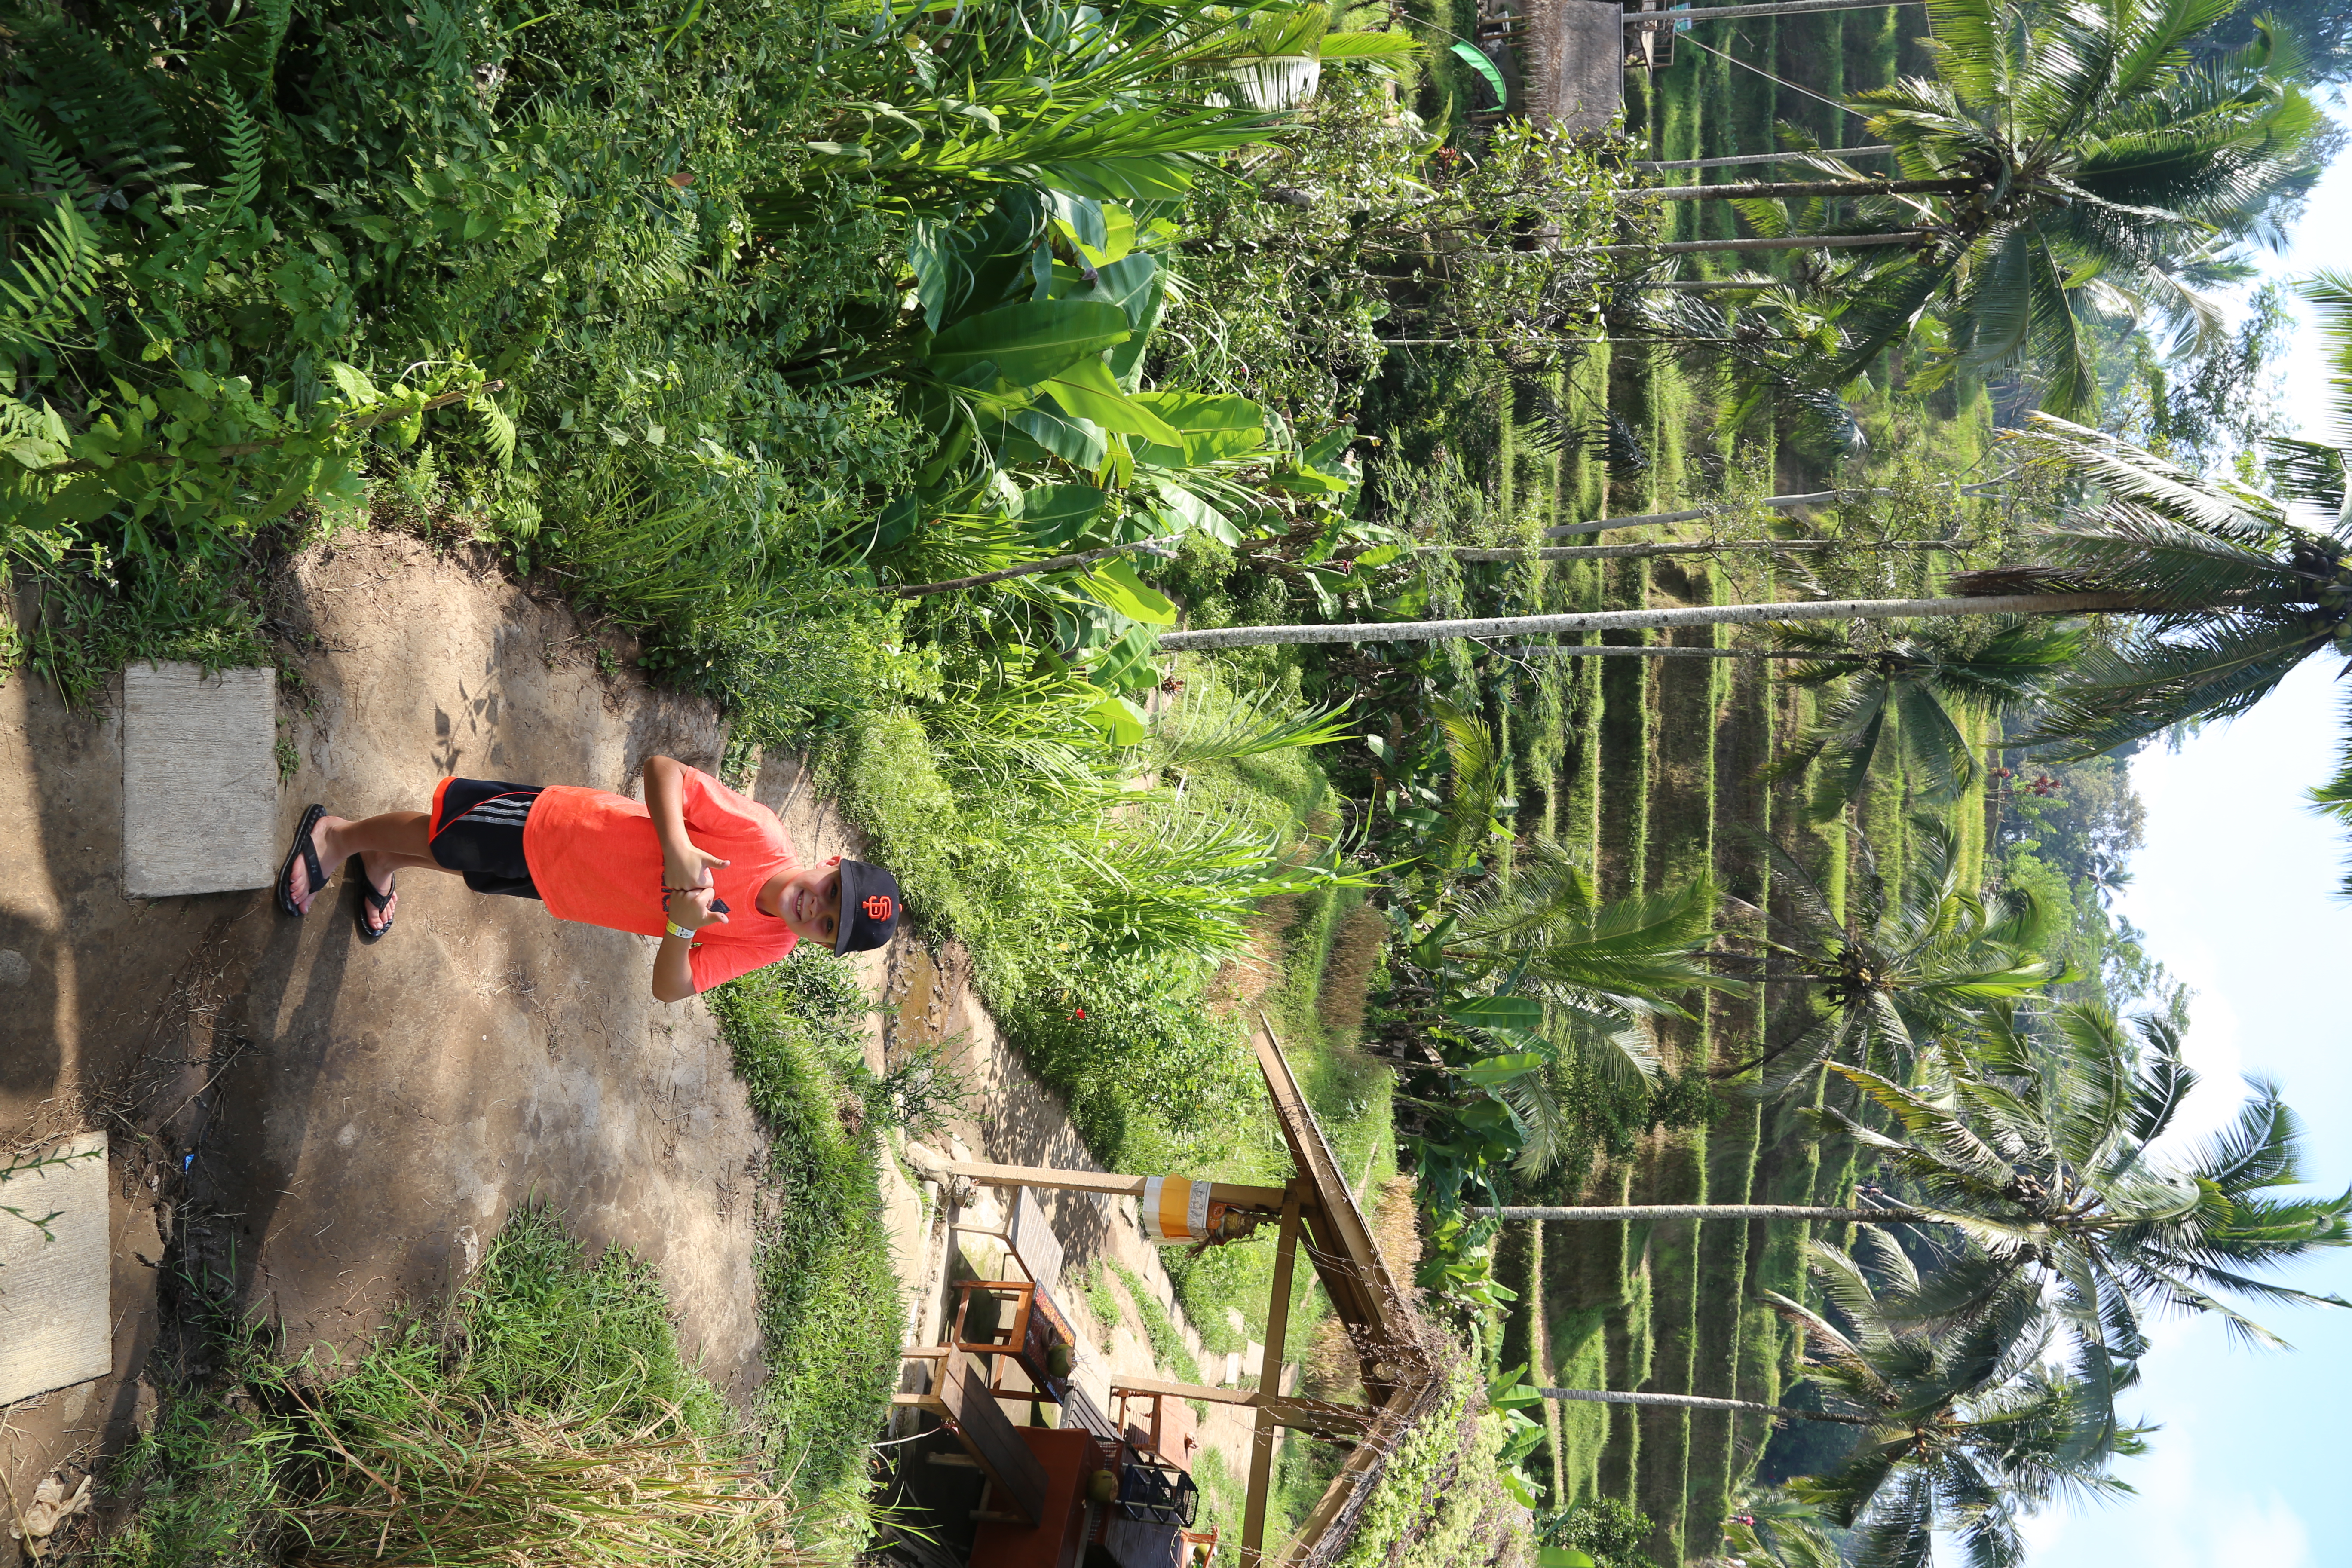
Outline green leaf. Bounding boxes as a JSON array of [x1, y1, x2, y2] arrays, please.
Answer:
[[1084, 692, 1151, 746], [1047, 190, 1108, 253], [1044, 356, 1185, 447], [1449, 40, 1507, 106], [1540, 1551, 1598, 1568], [1146, 478, 1241, 546], [1087, 625, 1162, 692], [1131, 391, 1268, 466], [1038, 155, 1202, 202], [928, 301, 1131, 388], [1446, 995, 1545, 1032], [1318, 31, 1424, 59], [1011, 406, 1108, 469], [1462, 1052, 1548, 1086], [1020, 484, 1108, 549], [1078, 557, 1177, 625]]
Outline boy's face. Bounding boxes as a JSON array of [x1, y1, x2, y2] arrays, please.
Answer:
[[763, 857, 843, 947]]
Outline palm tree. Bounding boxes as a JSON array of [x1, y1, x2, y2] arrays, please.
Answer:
[[1822, 0, 2328, 414], [1366, 702, 1721, 1176], [1709, 817, 2052, 1095], [1589, 0, 2325, 409], [1764, 1234, 2143, 1566], [1484, 1003, 2352, 1402], [1766, 619, 2080, 818], [1534, 1232, 2136, 1565]]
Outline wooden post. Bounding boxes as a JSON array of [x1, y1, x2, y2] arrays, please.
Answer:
[[1242, 1180, 1309, 1565], [946, 1159, 1289, 1213]]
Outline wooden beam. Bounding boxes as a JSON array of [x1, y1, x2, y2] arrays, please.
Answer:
[[1110, 1377, 1378, 1434], [947, 1159, 1289, 1212], [1242, 1180, 1308, 1566]]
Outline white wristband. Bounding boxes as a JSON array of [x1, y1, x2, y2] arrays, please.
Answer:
[[665, 921, 697, 942]]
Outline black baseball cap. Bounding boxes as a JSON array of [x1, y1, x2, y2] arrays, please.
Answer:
[[834, 860, 903, 953]]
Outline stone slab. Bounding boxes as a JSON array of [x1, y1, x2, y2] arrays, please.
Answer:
[[0, 1133, 110, 1406], [122, 662, 277, 898]]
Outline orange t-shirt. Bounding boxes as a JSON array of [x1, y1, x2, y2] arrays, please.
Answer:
[[521, 767, 800, 993]]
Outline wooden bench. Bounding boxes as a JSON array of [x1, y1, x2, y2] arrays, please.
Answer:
[[893, 1347, 1049, 1527]]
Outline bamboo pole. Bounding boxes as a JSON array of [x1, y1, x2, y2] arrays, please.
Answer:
[[1625, 177, 1966, 202], [1510, 645, 1837, 658], [945, 1160, 1289, 1213]]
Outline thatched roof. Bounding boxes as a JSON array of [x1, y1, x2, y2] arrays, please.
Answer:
[[1519, 0, 1627, 133]]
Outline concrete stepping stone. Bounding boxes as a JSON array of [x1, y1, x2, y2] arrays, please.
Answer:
[[122, 661, 276, 898], [0, 1133, 110, 1406]]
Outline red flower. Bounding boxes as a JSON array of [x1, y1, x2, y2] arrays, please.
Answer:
[[1074, 1008, 1087, 1021]]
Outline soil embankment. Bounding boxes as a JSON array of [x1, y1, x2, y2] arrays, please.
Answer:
[[1, 533, 1246, 1561]]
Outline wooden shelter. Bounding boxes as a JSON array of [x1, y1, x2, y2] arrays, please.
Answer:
[[923, 1024, 1445, 1568]]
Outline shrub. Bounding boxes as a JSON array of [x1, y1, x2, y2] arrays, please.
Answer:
[[992, 956, 1258, 1167]]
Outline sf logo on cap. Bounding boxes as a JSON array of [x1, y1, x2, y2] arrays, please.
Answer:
[[862, 894, 895, 921]]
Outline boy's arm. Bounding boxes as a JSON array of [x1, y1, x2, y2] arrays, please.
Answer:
[[643, 755, 725, 1001]]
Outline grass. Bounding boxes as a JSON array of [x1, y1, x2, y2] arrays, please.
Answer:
[[93, 1208, 802, 1568], [1106, 1262, 1208, 1388], [704, 952, 903, 1551]]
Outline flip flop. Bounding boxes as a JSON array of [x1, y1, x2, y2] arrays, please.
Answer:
[[351, 855, 396, 943], [276, 804, 328, 918]]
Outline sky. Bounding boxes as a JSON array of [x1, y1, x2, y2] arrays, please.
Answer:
[[2006, 102, 2352, 1568]]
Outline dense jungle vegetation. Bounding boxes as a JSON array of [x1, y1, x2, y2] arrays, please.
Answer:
[[9, 0, 2352, 1561]]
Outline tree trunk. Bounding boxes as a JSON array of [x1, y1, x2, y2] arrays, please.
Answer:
[[1627, 178, 1968, 203], [1426, 540, 1959, 561], [1546, 483, 1999, 537], [1509, 646, 1836, 658], [1636, 0, 1924, 21], [1634, 147, 1892, 171], [1539, 1386, 1880, 1426], [1474, 1204, 1931, 1222], [1153, 591, 2148, 652], [1598, 231, 1930, 257]]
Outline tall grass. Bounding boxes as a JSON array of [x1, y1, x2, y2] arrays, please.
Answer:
[[100, 1210, 802, 1568], [705, 953, 903, 1548]]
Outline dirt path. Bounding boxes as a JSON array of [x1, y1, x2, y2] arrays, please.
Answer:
[[0, 533, 1254, 1561]]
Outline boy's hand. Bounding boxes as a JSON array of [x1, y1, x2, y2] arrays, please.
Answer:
[[663, 841, 730, 897], [665, 884, 728, 934], [663, 843, 730, 935]]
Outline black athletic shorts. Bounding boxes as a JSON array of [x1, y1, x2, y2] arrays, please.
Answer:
[[428, 777, 545, 900]]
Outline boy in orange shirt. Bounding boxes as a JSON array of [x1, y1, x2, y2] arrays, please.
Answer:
[[273, 755, 900, 999]]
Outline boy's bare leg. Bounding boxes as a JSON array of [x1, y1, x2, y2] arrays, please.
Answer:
[[287, 810, 454, 922]]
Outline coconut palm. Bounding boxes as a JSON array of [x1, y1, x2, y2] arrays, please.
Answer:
[[1766, 1234, 2144, 1566], [1832, 1003, 2352, 1372], [1478, 1000, 2352, 1412], [1533, 1232, 2136, 1564], [1710, 816, 2054, 1096], [1821, 0, 2329, 414], [1766, 619, 2082, 818]]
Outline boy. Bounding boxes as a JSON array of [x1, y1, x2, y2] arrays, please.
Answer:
[[274, 755, 900, 1000]]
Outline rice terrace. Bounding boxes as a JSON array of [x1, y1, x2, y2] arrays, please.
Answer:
[[5, 0, 2352, 1564]]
